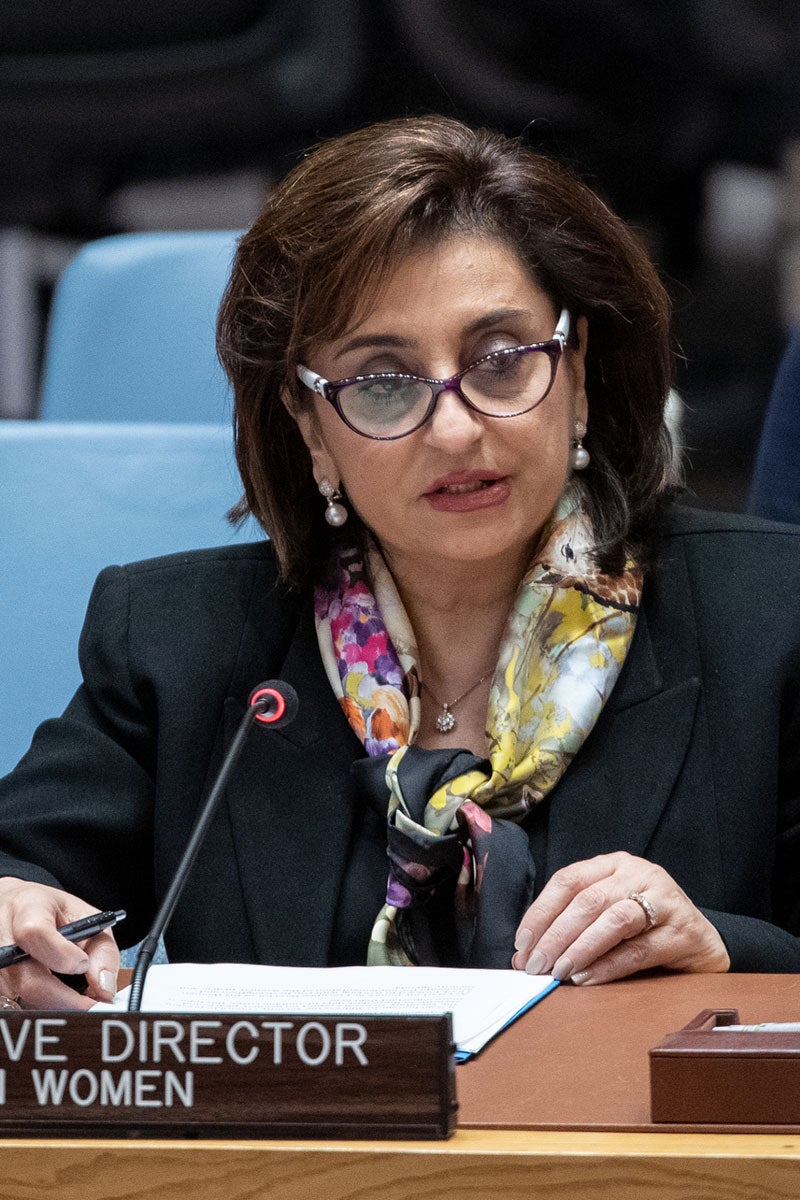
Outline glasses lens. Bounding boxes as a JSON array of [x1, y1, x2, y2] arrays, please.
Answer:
[[338, 376, 432, 436], [462, 346, 555, 414]]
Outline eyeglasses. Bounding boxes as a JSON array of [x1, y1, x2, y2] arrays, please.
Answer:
[[296, 309, 573, 440]]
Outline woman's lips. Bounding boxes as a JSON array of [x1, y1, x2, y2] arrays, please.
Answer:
[[424, 472, 511, 512]]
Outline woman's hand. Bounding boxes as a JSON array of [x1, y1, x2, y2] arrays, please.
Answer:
[[0, 877, 119, 1010], [512, 852, 730, 984]]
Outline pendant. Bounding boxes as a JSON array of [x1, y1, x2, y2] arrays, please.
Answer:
[[435, 707, 456, 733]]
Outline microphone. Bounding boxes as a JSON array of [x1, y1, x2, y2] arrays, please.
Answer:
[[127, 680, 299, 1011], [248, 682, 299, 727]]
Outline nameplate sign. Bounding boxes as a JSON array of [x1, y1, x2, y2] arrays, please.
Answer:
[[0, 1011, 456, 1139]]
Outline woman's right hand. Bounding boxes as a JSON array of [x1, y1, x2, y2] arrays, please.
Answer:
[[0, 877, 119, 1010]]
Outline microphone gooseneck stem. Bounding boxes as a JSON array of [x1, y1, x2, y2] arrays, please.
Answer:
[[127, 704, 261, 1012]]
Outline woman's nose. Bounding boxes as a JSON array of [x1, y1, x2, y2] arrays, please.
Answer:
[[422, 386, 483, 450]]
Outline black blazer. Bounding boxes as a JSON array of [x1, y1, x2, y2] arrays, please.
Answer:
[[1, 506, 799, 971]]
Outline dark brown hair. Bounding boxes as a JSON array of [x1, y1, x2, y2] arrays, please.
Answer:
[[217, 114, 674, 588]]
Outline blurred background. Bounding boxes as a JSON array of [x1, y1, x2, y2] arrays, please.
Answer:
[[2, 0, 800, 511]]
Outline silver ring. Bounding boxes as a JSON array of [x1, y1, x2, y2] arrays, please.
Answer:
[[0, 994, 21, 1011], [628, 891, 658, 931]]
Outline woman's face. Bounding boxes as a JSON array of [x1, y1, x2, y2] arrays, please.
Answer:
[[292, 235, 588, 582]]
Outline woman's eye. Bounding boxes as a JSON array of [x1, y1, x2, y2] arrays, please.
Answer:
[[357, 378, 407, 399], [475, 351, 523, 378]]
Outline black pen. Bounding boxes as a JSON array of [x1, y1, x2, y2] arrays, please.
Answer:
[[0, 909, 126, 969]]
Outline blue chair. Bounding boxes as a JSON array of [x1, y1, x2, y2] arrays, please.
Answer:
[[0, 421, 260, 777], [39, 231, 241, 422], [748, 329, 800, 524]]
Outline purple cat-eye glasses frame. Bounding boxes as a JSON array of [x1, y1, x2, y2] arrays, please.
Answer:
[[296, 308, 574, 440]]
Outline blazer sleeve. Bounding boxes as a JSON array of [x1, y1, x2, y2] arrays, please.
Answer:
[[700, 909, 800, 972], [0, 566, 158, 947]]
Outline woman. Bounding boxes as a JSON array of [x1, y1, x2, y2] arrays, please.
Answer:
[[0, 116, 798, 1011]]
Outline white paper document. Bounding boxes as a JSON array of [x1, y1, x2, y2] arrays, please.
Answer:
[[94, 964, 558, 1059]]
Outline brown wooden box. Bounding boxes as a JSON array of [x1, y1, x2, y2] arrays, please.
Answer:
[[650, 1008, 800, 1124]]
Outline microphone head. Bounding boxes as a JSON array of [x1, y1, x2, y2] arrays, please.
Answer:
[[248, 680, 299, 728]]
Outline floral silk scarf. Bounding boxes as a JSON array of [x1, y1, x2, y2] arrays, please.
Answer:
[[314, 482, 642, 968]]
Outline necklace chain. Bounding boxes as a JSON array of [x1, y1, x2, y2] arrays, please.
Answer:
[[423, 670, 492, 734]]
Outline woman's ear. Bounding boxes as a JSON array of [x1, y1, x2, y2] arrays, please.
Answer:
[[281, 386, 339, 487], [572, 316, 589, 426]]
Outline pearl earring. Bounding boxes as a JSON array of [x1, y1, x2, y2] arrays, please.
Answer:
[[571, 421, 590, 470], [319, 479, 348, 526]]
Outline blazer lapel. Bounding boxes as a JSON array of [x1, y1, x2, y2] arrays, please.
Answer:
[[221, 592, 367, 966], [545, 534, 704, 876]]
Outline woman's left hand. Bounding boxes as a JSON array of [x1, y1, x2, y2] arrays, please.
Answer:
[[512, 852, 730, 984]]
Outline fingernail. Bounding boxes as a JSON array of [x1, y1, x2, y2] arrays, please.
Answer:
[[99, 969, 117, 996], [571, 970, 592, 985], [514, 928, 533, 953], [552, 957, 574, 982], [525, 950, 547, 976]]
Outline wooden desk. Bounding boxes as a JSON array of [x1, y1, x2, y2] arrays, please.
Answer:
[[2, 974, 799, 1199], [458, 970, 800, 1132]]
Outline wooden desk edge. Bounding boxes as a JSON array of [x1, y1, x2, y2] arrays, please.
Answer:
[[1, 1128, 799, 1158], [3, 1129, 799, 1200]]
